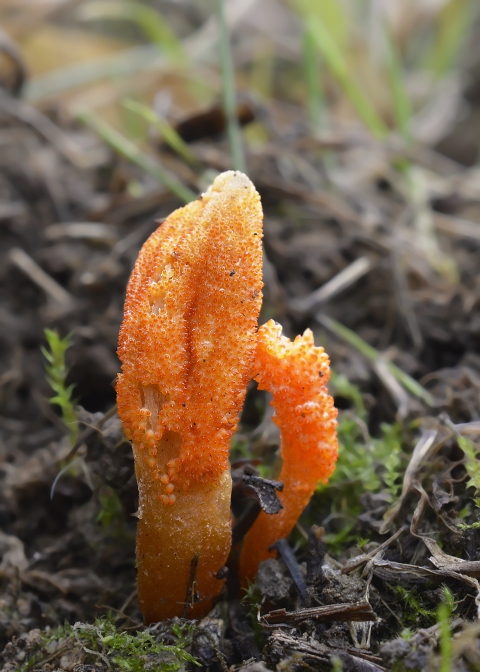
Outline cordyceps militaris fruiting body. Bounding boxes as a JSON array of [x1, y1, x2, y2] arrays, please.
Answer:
[[116, 171, 338, 623]]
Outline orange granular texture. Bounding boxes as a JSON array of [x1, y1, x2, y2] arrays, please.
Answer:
[[239, 319, 338, 583], [117, 171, 263, 622], [117, 171, 263, 500]]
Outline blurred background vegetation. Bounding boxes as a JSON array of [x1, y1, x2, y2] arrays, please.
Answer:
[[1, 0, 479, 166], [2, 3, 480, 666]]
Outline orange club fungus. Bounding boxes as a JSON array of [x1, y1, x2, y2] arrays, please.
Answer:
[[239, 320, 338, 583], [116, 170, 338, 623]]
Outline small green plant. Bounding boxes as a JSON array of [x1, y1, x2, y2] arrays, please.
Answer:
[[309, 374, 406, 550], [73, 619, 199, 672], [331, 655, 344, 672], [457, 502, 480, 530], [20, 619, 199, 672], [457, 520, 480, 530], [394, 586, 437, 625], [400, 627, 414, 641], [380, 423, 404, 497], [458, 435, 480, 507], [42, 328, 78, 446], [241, 580, 261, 608], [437, 586, 455, 672], [123, 99, 198, 166], [230, 435, 252, 461], [330, 371, 366, 418], [241, 580, 265, 648], [96, 487, 125, 532], [325, 413, 404, 501]]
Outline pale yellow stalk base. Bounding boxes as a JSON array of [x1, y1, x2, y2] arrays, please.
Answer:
[[135, 458, 232, 623]]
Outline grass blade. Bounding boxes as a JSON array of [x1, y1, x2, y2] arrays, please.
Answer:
[[25, 45, 161, 102], [302, 27, 325, 134], [78, 0, 184, 61], [303, 15, 388, 139], [77, 108, 196, 204], [123, 99, 198, 166], [408, 166, 459, 284], [383, 24, 412, 142], [426, 0, 473, 77], [43, 329, 78, 446], [317, 314, 434, 406], [217, 0, 246, 172]]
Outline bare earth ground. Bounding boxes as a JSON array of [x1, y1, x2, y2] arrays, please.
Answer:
[[1, 11, 480, 672]]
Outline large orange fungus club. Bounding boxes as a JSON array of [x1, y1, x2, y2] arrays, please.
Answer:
[[116, 170, 338, 624]]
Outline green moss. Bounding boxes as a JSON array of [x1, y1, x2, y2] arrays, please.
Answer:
[[241, 581, 265, 649], [311, 373, 406, 551], [73, 619, 199, 671], [21, 618, 199, 672], [96, 487, 125, 532], [393, 586, 437, 625]]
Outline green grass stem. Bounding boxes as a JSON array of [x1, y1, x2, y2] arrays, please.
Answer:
[[123, 99, 198, 166], [427, 0, 472, 77], [437, 587, 454, 672], [217, 0, 246, 172], [78, 0, 184, 61], [318, 314, 434, 406], [383, 24, 412, 142], [77, 108, 195, 204], [302, 27, 325, 134], [457, 434, 480, 506]]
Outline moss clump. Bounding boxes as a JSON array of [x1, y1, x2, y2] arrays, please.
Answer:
[[16, 618, 199, 672]]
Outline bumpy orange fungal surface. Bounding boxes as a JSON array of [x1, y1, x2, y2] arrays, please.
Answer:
[[116, 171, 263, 622], [239, 319, 338, 583]]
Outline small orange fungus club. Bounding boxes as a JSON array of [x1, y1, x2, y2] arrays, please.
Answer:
[[116, 171, 338, 624], [239, 320, 338, 583]]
